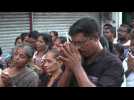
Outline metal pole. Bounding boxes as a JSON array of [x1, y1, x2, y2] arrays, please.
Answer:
[[29, 12, 33, 32]]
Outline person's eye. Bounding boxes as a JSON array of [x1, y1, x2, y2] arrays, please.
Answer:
[[47, 60, 52, 63], [14, 52, 18, 56], [20, 55, 26, 58]]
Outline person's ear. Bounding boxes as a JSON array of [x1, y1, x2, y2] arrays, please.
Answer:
[[57, 59, 63, 67]]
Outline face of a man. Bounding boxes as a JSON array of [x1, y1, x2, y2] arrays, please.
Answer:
[[118, 26, 128, 42], [103, 29, 113, 42], [71, 33, 98, 58]]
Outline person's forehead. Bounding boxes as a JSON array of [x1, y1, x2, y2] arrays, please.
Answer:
[[29, 37, 36, 42], [104, 29, 111, 32], [18, 39, 22, 42], [16, 48, 26, 54], [72, 33, 86, 40], [38, 36, 44, 41], [46, 52, 55, 58], [119, 26, 127, 30], [50, 32, 54, 36], [55, 38, 61, 42]]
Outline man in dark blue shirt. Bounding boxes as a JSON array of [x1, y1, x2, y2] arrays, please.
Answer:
[[58, 17, 124, 87]]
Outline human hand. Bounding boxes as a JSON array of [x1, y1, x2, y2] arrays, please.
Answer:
[[59, 43, 82, 71], [0, 72, 11, 87]]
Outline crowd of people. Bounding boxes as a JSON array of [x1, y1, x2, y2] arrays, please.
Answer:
[[0, 17, 134, 87]]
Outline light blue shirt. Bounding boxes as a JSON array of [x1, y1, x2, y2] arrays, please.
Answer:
[[127, 72, 134, 87]]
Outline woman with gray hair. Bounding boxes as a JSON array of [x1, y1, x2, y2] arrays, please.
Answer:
[[0, 44, 39, 87]]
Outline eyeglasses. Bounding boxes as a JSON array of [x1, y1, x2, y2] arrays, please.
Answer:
[[72, 38, 91, 49], [117, 29, 128, 33]]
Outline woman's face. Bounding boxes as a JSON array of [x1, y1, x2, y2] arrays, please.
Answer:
[[53, 38, 62, 51], [12, 47, 29, 68], [41, 52, 60, 74], [36, 36, 46, 51], [23, 36, 29, 43], [50, 32, 57, 43], [16, 38, 22, 46]]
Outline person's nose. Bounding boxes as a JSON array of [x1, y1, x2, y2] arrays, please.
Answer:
[[14, 55, 19, 61], [43, 61, 48, 68]]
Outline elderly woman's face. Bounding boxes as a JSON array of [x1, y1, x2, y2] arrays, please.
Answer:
[[12, 47, 29, 67]]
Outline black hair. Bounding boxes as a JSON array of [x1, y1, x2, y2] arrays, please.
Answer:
[[38, 33, 52, 49], [69, 17, 100, 38], [104, 24, 112, 28], [59, 36, 67, 44], [114, 43, 125, 61], [49, 31, 58, 37], [20, 32, 29, 41], [120, 24, 132, 33], [130, 29, 134, 40], [0, 47, 2, 56], [15, 36, 21, 45], [104, 24, 116, 37], [29, 31, 39, 40]]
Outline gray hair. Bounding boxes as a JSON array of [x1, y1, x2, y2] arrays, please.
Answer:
[[14, 44, 34, 59]]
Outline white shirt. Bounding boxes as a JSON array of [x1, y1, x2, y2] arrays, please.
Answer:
[[121, 58, 128, 87], [122, 57, 134, 87]]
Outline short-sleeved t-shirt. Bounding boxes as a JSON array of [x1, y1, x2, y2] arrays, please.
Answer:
[[69, 49, 124, 87]]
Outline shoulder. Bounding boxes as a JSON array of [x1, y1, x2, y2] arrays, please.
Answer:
[[127, 72, 134, 80], [101, 49, 122, 66], [24, 67, 40, 87], [24, 67, 39, 80]]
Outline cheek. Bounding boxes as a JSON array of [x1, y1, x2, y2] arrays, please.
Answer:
[[19, 59, 28, 65], [85, 42, 95, 50], [49, 62, 55, 68], [79, 42, 96, 56]]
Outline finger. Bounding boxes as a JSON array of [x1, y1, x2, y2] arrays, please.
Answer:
[[70, 43, 80, 55], [64, 43, 74, 56], [60, 47, 71, 58], [57, 56, 68, 63], [1, 73, 10, 78], [1, 74, 10, 83]]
